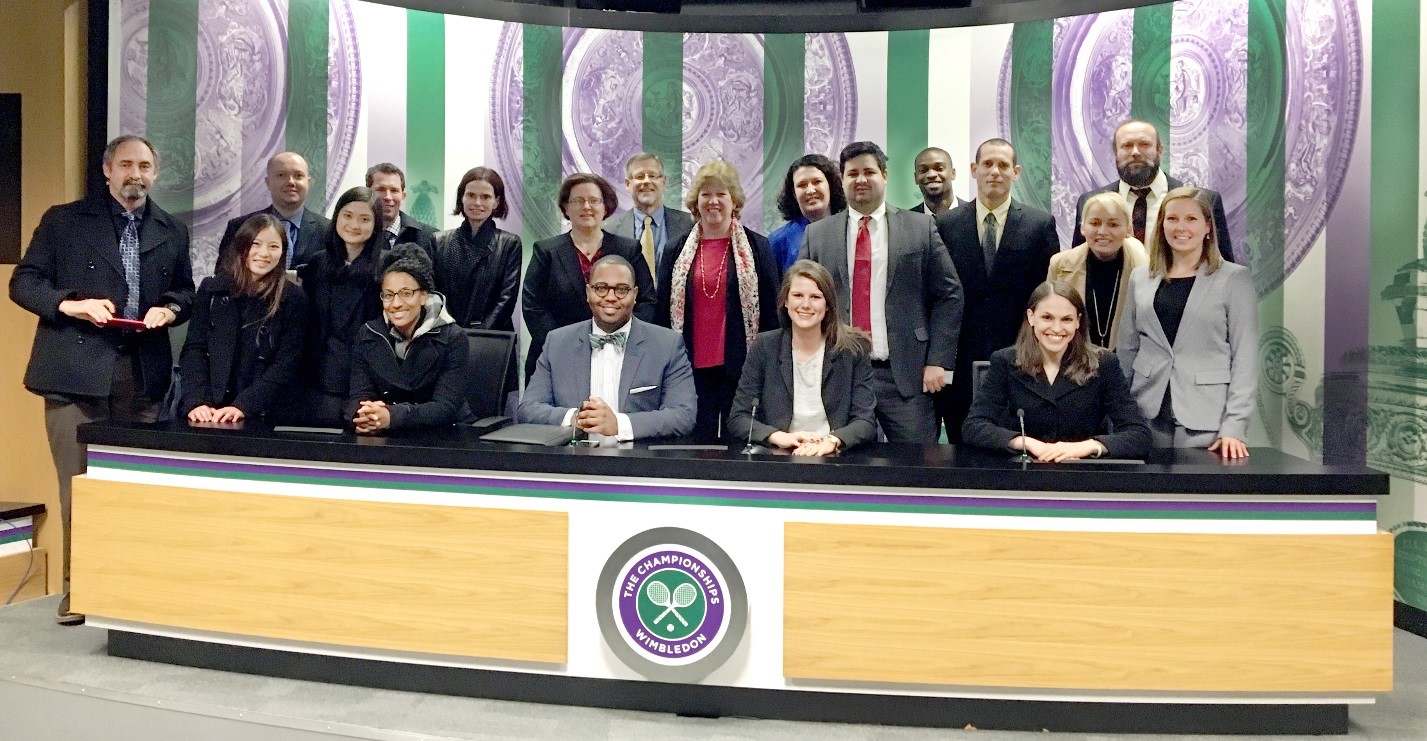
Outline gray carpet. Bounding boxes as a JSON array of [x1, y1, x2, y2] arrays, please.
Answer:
[[1, 596, 1424, 740]]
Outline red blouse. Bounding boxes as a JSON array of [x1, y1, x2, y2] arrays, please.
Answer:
[[691, 238, 730, 369], [575, 245, 602, 282]]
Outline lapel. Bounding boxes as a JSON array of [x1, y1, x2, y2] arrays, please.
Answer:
[[884, 205, 907, 292], [823, 211, 852, 322], [463, 222, 496, 280], [778, 331, 795, 399], [1140, 270, 1173, 353], [955, 204, 989, 282], [994, 201, 1026, 276], [81, 198, 126, 276], [617, 319, 646, 404], [138, 203, 173, 255], [1012, 364, 1077, 404], [552, 233, 584, 295]]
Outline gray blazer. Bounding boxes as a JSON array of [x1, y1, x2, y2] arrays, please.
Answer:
[[518, 317, 697, 439], [604, 206, 695, 267], [798, 205, 964, 398], [1116, 261, 1259, 440]]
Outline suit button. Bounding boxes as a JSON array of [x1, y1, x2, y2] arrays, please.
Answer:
[[77, 338, 84, 344], [87, 262, 95, 269]]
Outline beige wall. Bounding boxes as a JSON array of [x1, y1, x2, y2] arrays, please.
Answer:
[[2, 0, 88, 593]]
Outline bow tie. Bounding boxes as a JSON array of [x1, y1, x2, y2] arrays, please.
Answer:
[[589, 332, 628, 350]]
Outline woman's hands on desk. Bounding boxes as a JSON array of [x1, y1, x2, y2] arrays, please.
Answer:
[[353, 400, 390, 434], [1209, 435, 1249, 459], [1012, 436, 1104, 462], [768, 431, 841, 457], [188, 405, 245, 424]]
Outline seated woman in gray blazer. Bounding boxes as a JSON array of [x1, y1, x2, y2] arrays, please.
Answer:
[[727, 260, 876, 456], [962, 281, 1150, 461], [1117, 186, 1259, 458]]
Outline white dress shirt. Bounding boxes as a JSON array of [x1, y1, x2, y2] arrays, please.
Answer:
[[845, 201, 889, 359], [1118, 169, 1169, 237], [560, 320, 635, 442]]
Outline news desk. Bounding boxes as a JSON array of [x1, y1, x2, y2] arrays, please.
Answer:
[[71, 422, 1392, 734]]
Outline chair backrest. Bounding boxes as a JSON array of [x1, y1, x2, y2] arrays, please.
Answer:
[[970, 359, 992, 407], [464, 329, 518, 419]]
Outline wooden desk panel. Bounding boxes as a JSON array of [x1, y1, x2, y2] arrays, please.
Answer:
[[784, 522, 1393, 691], [71, 477, 568, 663]]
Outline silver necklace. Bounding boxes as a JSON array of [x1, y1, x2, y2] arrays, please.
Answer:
[[1089, 268, 1122, 342]]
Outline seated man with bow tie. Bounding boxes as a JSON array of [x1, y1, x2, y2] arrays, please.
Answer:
[[518, 255, 697, 441]]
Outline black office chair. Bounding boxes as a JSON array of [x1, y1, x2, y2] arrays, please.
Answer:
[[969, 359, 991, 407], [464, 329, 518, 428]]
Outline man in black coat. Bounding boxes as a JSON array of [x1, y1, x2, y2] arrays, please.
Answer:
[[936, 138, 1061, 443], [1072, 119, 1234, 263], [9, 134, 194, 625], [218, 151, 329, 269], [367, 162, 438, 252]]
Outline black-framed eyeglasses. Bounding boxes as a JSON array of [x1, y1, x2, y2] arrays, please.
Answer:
[[587, 283, 634, 298], [380, 288, 423, 304]]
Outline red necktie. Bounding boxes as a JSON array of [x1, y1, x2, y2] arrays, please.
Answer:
[[852, 215, 872, 332]]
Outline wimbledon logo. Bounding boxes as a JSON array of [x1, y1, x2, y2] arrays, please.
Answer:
[[596, 528, 747, 681]]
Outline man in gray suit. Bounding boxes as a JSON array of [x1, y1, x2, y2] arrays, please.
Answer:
[[603, 152, 694, 285], [799, 141, 964, 443], [519, 255, 697, 441]]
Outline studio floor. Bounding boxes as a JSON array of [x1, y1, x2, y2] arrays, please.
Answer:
[[1, 595, 1424, 741]]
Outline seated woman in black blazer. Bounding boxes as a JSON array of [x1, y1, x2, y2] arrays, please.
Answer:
[[180, 213, 307, 424], [727, 260, 876, 456], [962, 280, 1150, 461], [348, 245, 474, 433]]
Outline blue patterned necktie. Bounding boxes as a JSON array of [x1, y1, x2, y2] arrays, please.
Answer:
[[589, 332, 628, 350], [120, 211, 141, 319], [283, 218, 299, 267]]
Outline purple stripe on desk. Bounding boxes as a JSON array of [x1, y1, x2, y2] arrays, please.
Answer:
[[88, 450, 1374, 515]]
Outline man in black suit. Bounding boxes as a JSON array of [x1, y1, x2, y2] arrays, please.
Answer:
[[1072, 119, 1234, 263], [218, 151, 328, 269], [935, 138, 1061, 443], [367, 162, 438, 252], [9, 134, 195, 625], [800, 141, 963, 443], [910, 147, 969, 215]]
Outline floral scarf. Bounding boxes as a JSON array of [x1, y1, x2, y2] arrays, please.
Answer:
[[668, 218, 759, 352]]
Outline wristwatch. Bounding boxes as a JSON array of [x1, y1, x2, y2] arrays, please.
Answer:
[[163, 302, 182, 317], [824, 434, 843, 453]]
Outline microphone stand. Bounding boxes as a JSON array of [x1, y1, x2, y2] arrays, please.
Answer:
[[1017, 408, 1029, 462]]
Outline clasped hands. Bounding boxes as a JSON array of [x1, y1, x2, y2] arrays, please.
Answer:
[[353, 400, 391, 434], [1013, 435, 1103, 463], [573, 397, 620, 437], [59, 298, 175, 329], [188, 405, 245, 425], [767, 430, 839, 457]]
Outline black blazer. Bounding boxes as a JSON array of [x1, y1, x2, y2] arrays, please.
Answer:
[[936, 199, 1061, 384], [1072, 177, 1234, 263], [296, 251, 382, 396], [726, 328, 877, 450], [390, 211, 438, 252], [220, 206, 330, 269], [521, 232, 656, 381], [178, 274, 307, 417], [655, 224, 782, 383], [961, 347, 1151, 459], [430, 221, 523, 330], [9, 195, 194, 400], [347, 318, 475, 429]]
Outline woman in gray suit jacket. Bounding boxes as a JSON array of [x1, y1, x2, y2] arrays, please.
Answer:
[[1117, 186, 1259, 458], [727, 260, 876, 456]]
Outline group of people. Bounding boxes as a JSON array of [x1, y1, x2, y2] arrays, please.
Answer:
[[10, 122, 1259, 622]]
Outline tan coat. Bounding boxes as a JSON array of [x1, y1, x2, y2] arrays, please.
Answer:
[[1046, 238, 1148, 350]]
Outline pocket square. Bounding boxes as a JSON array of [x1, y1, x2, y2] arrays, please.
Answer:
[[629, 385, 657, 394]]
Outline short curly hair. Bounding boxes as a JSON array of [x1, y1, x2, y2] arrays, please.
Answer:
[[379, 243, 435, 292], [683, 161, 745, 219]]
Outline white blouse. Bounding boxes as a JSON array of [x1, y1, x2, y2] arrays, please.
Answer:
[[789, 344, 831, 437]]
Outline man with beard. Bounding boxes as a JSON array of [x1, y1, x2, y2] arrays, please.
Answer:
[[603, 152, 693, 288], [800, 141, 964, 443], [366, 162, 438, 252], [218, 151, 330, 269], [1073, 119, 1233, 263], [909, 147, 969, 215], [10, 134, 195, 625]]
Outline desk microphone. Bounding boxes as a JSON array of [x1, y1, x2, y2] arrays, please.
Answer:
[[1016, 408, 1028, 461], [742, 399, 765, 455]]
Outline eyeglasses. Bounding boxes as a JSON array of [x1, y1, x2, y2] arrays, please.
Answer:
[[569, 197, 604, 208], [587, 283, 634, 298], [628, 171, 665, 182], [380, 288, 423, 304]]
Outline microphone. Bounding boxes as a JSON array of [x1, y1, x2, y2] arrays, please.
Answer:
[[742, 398, 765, 455], [1017, 408, 1028, 461]]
